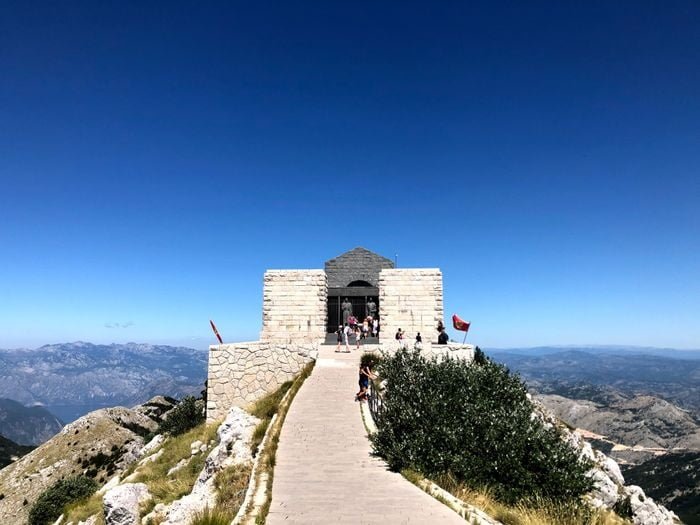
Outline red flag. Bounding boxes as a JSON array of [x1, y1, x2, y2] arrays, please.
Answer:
[[452, 314, 470, 332], [210, 320, 224, 344]]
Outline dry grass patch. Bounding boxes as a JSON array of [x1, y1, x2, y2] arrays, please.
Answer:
[[64, 492, 105, 524], [132, 421, 219, 506], [190, 506, 234, 525], [212, 461, 253, 519], [249, 380, 293, 454], [432, 473, 628, 525]]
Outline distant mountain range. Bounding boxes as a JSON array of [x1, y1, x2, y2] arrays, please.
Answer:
[[487, 346, 700, 524], [0, 342, 207, 424], [0, 399, 63, 445], [488, 345, 700, 360], [488, 346, 700, 419]]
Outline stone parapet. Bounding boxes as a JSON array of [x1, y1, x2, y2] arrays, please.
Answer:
[[260, 270, 327, 342], [363, 343, 475, 364], [378, 268, 444, 345], [206, 341, 317, 422]]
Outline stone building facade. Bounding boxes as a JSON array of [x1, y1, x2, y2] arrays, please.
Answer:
[[378, 268, 443, 344], [206, 247, 452, 421], [260, 270, 327, 343]]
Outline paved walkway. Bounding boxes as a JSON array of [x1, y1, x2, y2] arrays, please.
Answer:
[[267, 344, 464, 524]]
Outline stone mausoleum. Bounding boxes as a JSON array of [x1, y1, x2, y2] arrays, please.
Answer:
[[207, 247, 461, 422]]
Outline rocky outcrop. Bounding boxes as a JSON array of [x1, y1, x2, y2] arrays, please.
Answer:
[[0, 397, 176, 525], [531, 396, 680, 525], [103, 483, 151, 525], [143, 406, 259, 525]]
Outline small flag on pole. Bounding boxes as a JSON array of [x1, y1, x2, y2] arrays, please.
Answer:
[[210, 320, 223, 344], [452, 314, 470, 344], [452, 314, 470, 332]]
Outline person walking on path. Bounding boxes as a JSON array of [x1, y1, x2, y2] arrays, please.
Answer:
[[355, 326, 362, 350]]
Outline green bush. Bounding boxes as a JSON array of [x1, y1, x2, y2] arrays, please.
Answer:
[[360, 351, 382, 368], [157, 395, 205, 437], [371, 349, 593, 504], [29, 476, 98, 525]]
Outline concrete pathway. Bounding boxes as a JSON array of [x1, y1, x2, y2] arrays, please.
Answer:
[[267, 344, 464, 524]]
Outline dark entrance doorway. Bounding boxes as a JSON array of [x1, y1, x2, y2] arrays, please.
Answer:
[[327, 292, 379, 332], [324, 247, 395, 333]]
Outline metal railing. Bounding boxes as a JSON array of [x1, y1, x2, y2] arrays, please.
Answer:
[[367, 379, 384, 423]]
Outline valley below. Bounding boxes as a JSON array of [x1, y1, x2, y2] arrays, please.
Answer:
[[490, 346, 700, 524]]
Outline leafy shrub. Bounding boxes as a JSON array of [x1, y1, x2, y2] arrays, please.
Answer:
[[473, 345, 488, 365], [29, 476, 98, 525], [157, 396, 205, 437], [360, 352, 382, 368], [371, 348, 593, 504]]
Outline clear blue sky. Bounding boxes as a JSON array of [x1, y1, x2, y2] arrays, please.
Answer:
[[1, 2, 698, 349]]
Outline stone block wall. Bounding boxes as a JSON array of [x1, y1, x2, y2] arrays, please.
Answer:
[[325, 247, 394, 287], [206, 341, 317, 422], [378, 268, 444, 344], [260, 270, 327, 342]]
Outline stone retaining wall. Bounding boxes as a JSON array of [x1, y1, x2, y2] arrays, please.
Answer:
[[378, 269, 444, 345], [260, 270, 327, 342], [206, 342, 317, 422]]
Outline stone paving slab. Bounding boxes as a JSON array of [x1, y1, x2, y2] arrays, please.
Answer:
[[267, 345, 464, 524]]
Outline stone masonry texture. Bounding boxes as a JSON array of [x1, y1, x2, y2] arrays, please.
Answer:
[[325, 247, 394, 288], [206, 341, 317, 422], [378, 268, 444, 345], [260, 270, 327, 342]]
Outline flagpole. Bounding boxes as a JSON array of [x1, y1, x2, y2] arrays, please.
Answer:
[[462, 331, 467, 345]]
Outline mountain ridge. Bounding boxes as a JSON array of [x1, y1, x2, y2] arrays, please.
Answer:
[[0, 342, 207, 424]]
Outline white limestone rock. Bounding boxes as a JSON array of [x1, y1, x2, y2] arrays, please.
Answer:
[[167, 458, 189, 476], [104, 483, 151, 525], [160, 407, 259, 525], [587, 469, 619, 508], [97, 474, 121, 495], [529, 397, 678, 524], [138, 448, 163, 465], [139, 434, 165, 458], [624, 485, 679, 525], [190, 440, 203, 455]]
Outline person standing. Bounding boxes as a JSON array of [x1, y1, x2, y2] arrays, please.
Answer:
[[395, 328, 405, 348], [343, 323, 352, 352], [415, 332, 423, 350], [355, 360, 376, 402], [335, 325, 343, 352], [438, 327, 449, 345], [373, 318, 379, 337]]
